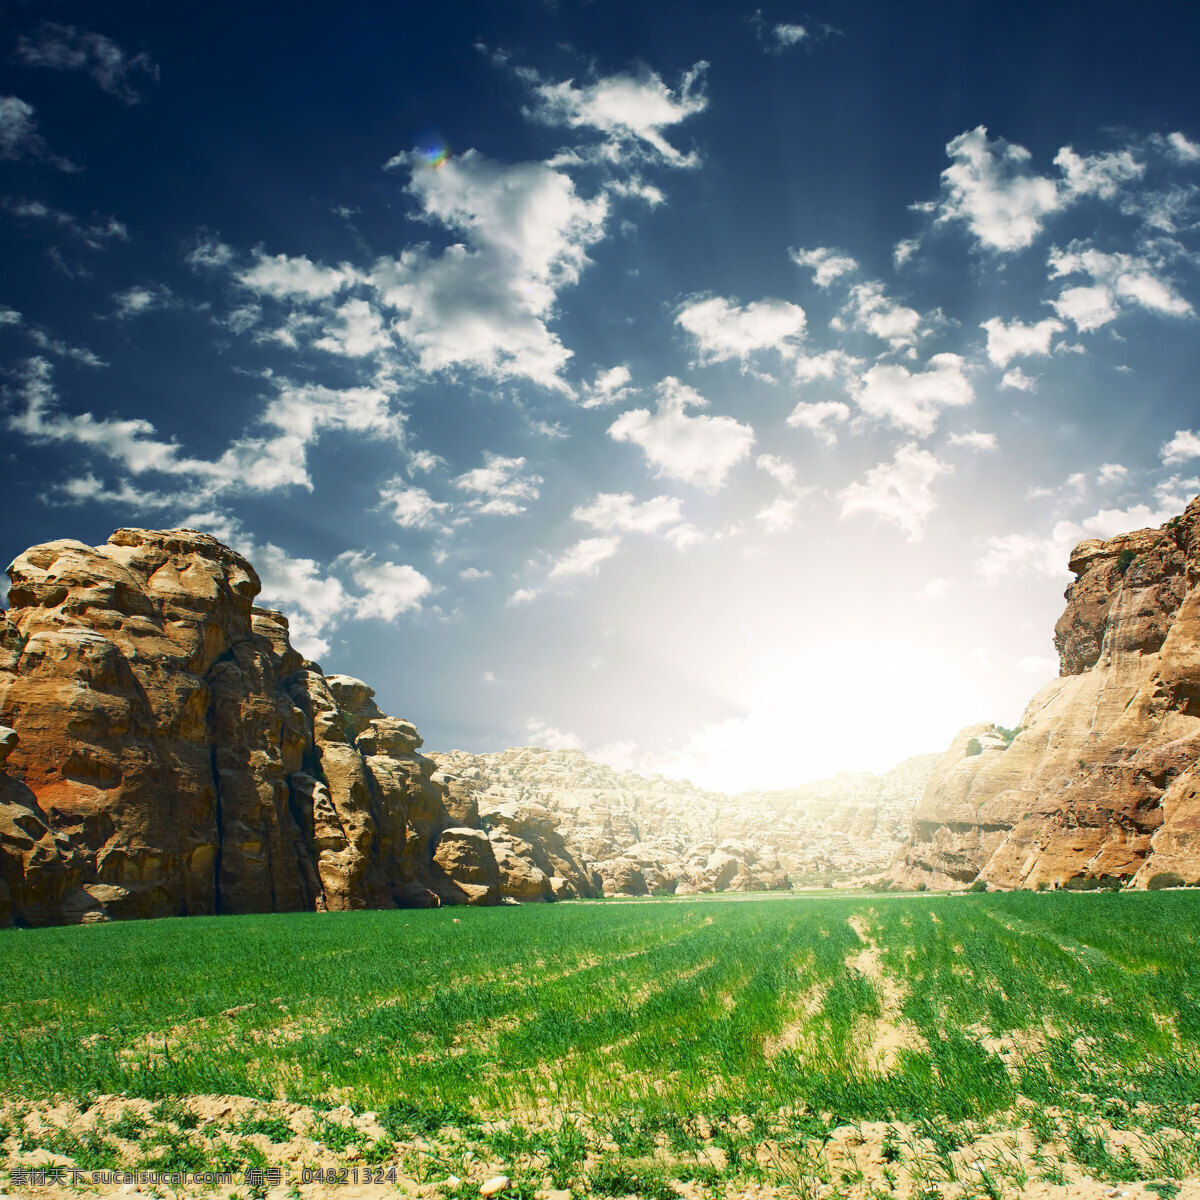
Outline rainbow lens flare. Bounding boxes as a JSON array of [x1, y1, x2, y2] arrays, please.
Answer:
[[416, 133, 450, 168]]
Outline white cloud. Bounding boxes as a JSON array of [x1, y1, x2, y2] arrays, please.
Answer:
[[1162, 429, 1200, 465], [1156, 474, 1200, 510], [948, 430, 996, 451], [240, 540, 348, 659], [336, 551, 432, 620], [838, 442, 953, 540], [579, 364, 634, 408], [1165, 131, 1200, 164], [312, 298, 392, 357], [0, 96, 75, 170], [792, 349, 862, 385], [1000, 367, 1037, 391], [9, 358, 404, 503], [548, 535, 622, 579], [15, 23, 157, 104], [1097, 462, 1128, 485], [1053, 146, 1144, 200], [521, 62, 708, 166], [372, 149, 608, 392], [378, 479, 448, 528], [239, 252, 358, 299], [852, 353, 973, 436], [460, 567, 490, 581], [676, 295, 806, 364], [920, 577, 951, 601], [977, 502, 1177, 581], [772, 23, 809, 46], [755, 453, 798, 491], [608, 377, 755, 491], [786, 399, 851, 446], [507, 587, 541, 606], [932, 126, 1061, 252], [754, 496, 798, 533], [893, 238, 921, 268], [1049, 284, 1118, 332], [841, 281, 922, 348], [524, 718, 585, 751], [186, 235, 233, 269], [408, 448, 445, 474], [980, 315, 1064, 366], [1048, 243, 1193, 330], [112, 285, 174, 320], [454, 452, 543, 515], [572, 492, 685, 534], [791, 246, 857, 288]]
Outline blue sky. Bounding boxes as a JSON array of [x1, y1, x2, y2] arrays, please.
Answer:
[[2, 1, 1199, 789]]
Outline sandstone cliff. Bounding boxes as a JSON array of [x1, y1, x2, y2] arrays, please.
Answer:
[[894, 495, 1200, 890], [0, 529, 600, 926]]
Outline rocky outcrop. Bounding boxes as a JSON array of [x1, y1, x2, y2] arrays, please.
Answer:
[[894, 496, 1200, 890], [0, 529, 507, 926], [430, 747, 936, 896]]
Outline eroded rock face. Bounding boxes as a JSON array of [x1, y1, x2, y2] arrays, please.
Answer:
[[894, 495, 1200, 890], [0, 530, 488, 925]]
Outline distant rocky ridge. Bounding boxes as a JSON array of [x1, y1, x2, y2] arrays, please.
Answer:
[[432, 747, 936, 895], [0, 528, 935, 927], [893, 493, 1200, 891]]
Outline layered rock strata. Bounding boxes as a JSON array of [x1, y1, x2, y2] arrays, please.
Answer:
[[894, 495, 1200, 889]]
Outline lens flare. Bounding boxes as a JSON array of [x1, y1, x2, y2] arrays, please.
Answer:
[[415, 133, 450, 168]]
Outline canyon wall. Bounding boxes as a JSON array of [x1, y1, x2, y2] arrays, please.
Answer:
[[894, 495, 1200, 890], [0, 529, 598, 926]]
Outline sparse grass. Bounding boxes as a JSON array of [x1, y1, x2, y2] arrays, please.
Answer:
[[2, 891, 1200, 1195]]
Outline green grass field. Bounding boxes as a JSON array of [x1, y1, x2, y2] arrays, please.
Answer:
[[2, 892, 1199, 1197]]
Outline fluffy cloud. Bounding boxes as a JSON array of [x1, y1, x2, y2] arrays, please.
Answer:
[[579, 365, 634, 408], [840, 282, 922, 348], [1165, 131, 1200, 164], [15, 23, 158, 104], [791, 246, 857, 288], [572, 492, 685, 534], [675, 295, 806, 364], [1048, 243, 1193, 331], [980, 316, 1064, 366], [548, 535, 623, 579], [838, 442, 953, 540], [521, 62, 708, 166], [608, 377, 755, 490], [1053, 146, 1144, 200], [931, 126, 1061, 251], [787, 399, 851, 445], [239, 252, 358, 299], [372, 150, 608, 392], [336, 551, 433, 620], [1097, 462, 1128, 485], [454, 452, 543, 515], [312, 298, 392, 357], [1162, 430, 1200, 465], [1000, 367, 1037, 391], [754, 454, 808, 533], [524, 718, 585, 751], [378, 479, 449, 528], [851, 353, 973, 436]]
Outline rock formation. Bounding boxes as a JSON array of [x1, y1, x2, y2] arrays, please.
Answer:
[[430, 747, 935, 896], [894, 495, 1200, 890], [0, 529, 529, 926]]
